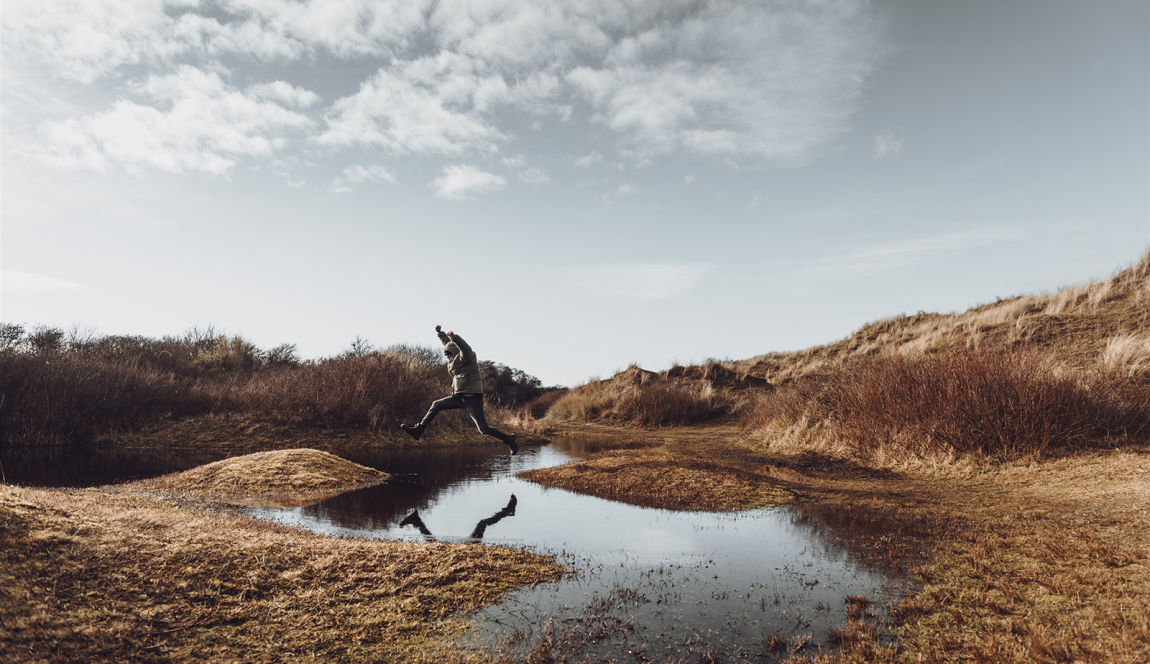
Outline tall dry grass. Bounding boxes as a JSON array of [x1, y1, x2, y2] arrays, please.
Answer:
[[547, 366, 740, 428], [0, 325, 547, 448], [742, 348, 1150, 462]]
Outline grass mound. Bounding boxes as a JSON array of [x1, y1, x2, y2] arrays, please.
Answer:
[[0, 485, 562, 663], [132, 449, 387, 506]]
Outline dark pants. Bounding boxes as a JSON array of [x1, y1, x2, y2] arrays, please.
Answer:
[[419, 393, 513, 444]]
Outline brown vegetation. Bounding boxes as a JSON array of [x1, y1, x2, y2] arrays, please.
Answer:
[[0, 484, 563, 663], [127, 449, 388, 507], [743, 347, 1150, 462], [775, 448, 1150, 663], [0, 327, 550, 449], [546, 363, 759, 428]]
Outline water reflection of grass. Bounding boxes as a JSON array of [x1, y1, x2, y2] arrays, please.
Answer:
[[0, 484, 563, 663]]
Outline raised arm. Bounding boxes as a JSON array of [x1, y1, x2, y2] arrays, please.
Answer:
[[450, 332, 474, 361]]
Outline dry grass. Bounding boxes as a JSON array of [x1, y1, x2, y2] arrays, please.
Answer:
[[546, 364, 750, 428], [0, 484, 563, 663], [736, 248, 1150, 385], [742, 348, 1150, 463], [776, 449, 1150, 663], [520, 435, 793, 511], [126, 449, 388, 507], [0, 329, 551, 450]]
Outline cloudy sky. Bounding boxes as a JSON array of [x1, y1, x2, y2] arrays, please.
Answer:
[[2, 0, 1147, 385]]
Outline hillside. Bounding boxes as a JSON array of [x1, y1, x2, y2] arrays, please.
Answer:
[[736, 249, 1149, 384], [545, 249, 1149, 441]]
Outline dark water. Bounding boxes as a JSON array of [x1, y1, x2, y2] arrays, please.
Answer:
[[5, 436, 907, 661]]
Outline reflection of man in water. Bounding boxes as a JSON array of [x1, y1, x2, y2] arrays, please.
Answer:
[[400, 325, 519, 455], [399, 494, 518, 542]]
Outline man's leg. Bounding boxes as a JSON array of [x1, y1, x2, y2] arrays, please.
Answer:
[[400, 395, 464, 440], [460, 394, 518, 454]]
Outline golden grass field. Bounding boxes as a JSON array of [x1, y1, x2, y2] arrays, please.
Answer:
[[3, 249, 1148, 662]]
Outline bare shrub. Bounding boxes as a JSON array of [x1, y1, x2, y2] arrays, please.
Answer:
[[743, 348, 1150, 461], [0, 325, 514, 447]]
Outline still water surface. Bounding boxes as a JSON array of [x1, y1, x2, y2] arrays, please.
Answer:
[[5, 436, 904, 661]]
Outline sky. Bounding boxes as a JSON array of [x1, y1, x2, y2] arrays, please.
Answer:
[[2, 0, 1147, 386]]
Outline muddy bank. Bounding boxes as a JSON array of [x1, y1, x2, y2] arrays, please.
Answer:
[[0, 484, 562, 663], [126, 448, 389, 507]]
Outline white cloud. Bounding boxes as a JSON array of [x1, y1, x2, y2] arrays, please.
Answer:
[[564, 263, 714, 301], [518, 167, 550, 184], [313, 59, 503, 155], [874, 133, 904, 159], [328, 163, 397, 194], [682, 175, 695, 185], [1, 270, 88, 292], [38, 66, 313, 175], [249, 81, 320, 108], [343, 164, 396, 184], [11, 0, 889, 178], [575, 151, 604, 168], [431, 164, 506, 200], [563, 0, 887, 162], [3, 0, 430, 82], [502, 154, 528, 168], [604, 183, 635, 201]]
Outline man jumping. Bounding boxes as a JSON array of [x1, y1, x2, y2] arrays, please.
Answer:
[[399, 325, 519, 455]]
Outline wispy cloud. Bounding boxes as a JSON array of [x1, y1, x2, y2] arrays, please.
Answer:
[[873, 133, 904, 159], [517, 167, 550, 184], [38, 66, 313, 176], [790, 229, 1020, 283], [327, 164, 396, 194], [575, 151, 604, 168], [564, 263, 714, 301], [431, 164, 506, 200], [13, 0, 890, 181], [2, 270, 88, 292]]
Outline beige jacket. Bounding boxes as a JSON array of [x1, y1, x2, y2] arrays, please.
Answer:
[[438, 331, 484, 394]]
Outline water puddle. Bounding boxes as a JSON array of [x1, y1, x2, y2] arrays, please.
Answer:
[[5, 435, 907, 661], [247, 436, 905, 661]]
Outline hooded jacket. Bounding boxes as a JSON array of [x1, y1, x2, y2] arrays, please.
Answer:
[[438, 330, 484, 395]]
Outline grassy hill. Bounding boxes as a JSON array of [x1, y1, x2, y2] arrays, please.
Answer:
[[545, 249, 1150, 462]]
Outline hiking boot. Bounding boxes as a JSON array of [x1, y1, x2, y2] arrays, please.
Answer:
[[399, 423, 424, 441], [505, 434, 519, 456]]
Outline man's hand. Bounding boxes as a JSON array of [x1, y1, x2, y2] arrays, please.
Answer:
[[447, 331, 455, 339], [435, 325, 442, 333]]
